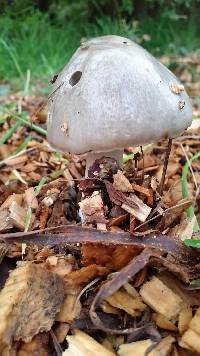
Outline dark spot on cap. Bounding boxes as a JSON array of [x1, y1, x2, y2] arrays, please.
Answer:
[[69, 71, 82, 87]]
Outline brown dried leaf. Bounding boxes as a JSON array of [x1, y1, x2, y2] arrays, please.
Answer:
[[64, 264, 109, 293]]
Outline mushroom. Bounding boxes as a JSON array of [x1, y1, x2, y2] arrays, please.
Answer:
[[47, 35, 192, 186]]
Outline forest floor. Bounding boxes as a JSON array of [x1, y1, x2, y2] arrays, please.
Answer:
[[0, 53, 199, 355]]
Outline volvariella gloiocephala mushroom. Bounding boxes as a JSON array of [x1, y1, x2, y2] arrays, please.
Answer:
[[47, 35, 193, 173]]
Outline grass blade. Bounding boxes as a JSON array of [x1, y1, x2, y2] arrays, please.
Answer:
[[14, 136, 33, 154], [0, 121, 21, 145], [182, 151, 200, 232]]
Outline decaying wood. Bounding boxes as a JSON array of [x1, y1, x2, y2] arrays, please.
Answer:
[[140, 276, 183, 321], [0, 262, 64, 353], [63, 329, 115, 356]]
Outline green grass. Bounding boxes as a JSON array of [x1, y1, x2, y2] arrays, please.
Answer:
[[0, 11, 199, 91]]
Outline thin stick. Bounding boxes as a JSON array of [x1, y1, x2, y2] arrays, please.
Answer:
[[180, 143, 198, 190], [158, 138, 172, 195], [140, 145, 144, 182]]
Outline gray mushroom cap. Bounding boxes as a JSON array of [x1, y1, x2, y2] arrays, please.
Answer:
[[47, 35, 193, 155]]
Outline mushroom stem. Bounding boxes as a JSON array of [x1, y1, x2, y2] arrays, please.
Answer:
[[85, 149, 124, 177], [158, 138, 172, 195]]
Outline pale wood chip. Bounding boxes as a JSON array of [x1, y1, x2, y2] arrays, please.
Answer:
[[4, 155, 28, 166], [189, 307, 200, 334], [62, 168, 75, 187], [9, 201, 34, 231], [69, 162, 82, 179], [122, 193, 151, 222], [79, 191, 106, 224], [63, 329, 115, 356], [149, 336, 175, 356], [54, 322, 70, 343], [178, 306, 193, 335], [152, 313, 178, 331], [101, 301, 120, 315], [113, 170, 133, 192], [170, 216, 196, 241], [105, 289, 146, 316], [46, 256, 72, 277], [0, 209, 13, 232], [56, 294, 81, 323], [118, 339, 155, 356], [24, 187, 38, 209], [0, 193, 23, 210], [0, 262, 64, 351], [42, 188, 60, 207], [123, 283, 141, 298], [140, 276, 183, 321], [181, 329, 200, 353]]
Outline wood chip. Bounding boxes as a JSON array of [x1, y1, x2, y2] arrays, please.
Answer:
[[0, 209, 13, 232], [0, 262, 64, 351], [122, 193, 151, 222], [56, 294, 81, 323], [62, 168, 75, 187], [149, 335, 175, 356], [63, 329, 115, 356], [9, 201, 34, 231], [181, 329, 200, 353], [152, 313, 178, 331], [79, 191, 106, 224], [24, 187, 38, 209], [178, 306, 193, 335], [170, 216, 196, 241], [140, 276, 183, 321], [105, 288, 146, 317], [0, 193, 23, 210], [118, 339, 155, 356], [113, 170, 133, 192], [54, 322, 70, 343]]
